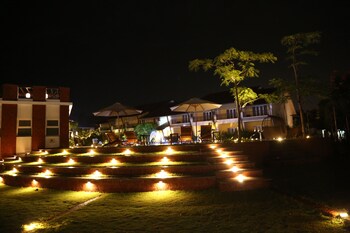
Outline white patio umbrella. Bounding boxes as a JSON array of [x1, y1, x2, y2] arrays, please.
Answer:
[[93, 102, 142, 131], [170, 97, 222, 142]]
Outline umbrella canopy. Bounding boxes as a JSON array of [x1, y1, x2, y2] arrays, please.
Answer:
[[93, 102, 142, 117], [170, 97, 222, 142], [93, 102, 142, 131], [170, 97, 221, 113]]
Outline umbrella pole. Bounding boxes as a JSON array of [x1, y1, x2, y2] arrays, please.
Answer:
[[195, 106, 198, 143]]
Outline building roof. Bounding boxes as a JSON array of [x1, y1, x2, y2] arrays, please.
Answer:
[[130, 86, 277, 120], [202, 86, 275, 105], [137, 100, 180, 119]]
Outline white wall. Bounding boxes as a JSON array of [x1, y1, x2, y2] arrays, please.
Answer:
[[16, 103, 32, 154], [45, 104, 60, 148]]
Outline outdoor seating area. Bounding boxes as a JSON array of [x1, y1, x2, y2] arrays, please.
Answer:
[[200, 125, 213, 143], [123, 131, 138, 145], [102, 132, 122, 147], [180, 126, 193, 143]]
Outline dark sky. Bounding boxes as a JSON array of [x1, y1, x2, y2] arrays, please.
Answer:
[[1, 1, 349, 126]]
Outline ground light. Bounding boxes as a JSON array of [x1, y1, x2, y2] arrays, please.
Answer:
[[62, 149, 68, 155], [31, 179, 39, 188], [235, 174, 247, 183], [224, 159, 234, 165], [154, 181, 168, 191], [165, 147, 174, 155], [84, 181, 96, 192], [155, 169, 169, 178], [110, 158, 119, 165], [215, 148, 223, 153], [67, 158, 75, 164], [22, 221, 46, 232], [231, 166, 240, 173], [161, 156, 170, 163], [123, 149, 132, 155], [39, 169, 53, 178], [90, 170, 103, 179], [339, 211, 349, 219]]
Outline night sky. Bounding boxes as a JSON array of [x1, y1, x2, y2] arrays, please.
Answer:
[[1, 1, 349, 126]]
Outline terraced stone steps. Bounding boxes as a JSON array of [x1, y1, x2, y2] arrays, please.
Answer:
[[0, 144, 270, 192]]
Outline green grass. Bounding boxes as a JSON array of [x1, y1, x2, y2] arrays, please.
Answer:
[[1, 145, 349, 232], [0, 185, 347, 233]]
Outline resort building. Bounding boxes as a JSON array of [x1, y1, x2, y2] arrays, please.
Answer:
[[105, 87, 296, 144], [0, 84, 72, 158]]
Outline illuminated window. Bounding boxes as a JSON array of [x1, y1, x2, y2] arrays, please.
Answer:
[[203, 111, 213, 121], [252, 105, 268, 116], [46, 120, 59, 136], [226, 109, 236, 118], [18, 120, 32, 136], [183, 114, 192, 123]]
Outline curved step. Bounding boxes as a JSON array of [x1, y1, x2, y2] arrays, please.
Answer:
[[1, 174, 217, 192]]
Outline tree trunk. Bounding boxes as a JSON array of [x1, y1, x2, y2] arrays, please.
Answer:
[[292, 63, 306, 138], [234, 83, 241, 142]]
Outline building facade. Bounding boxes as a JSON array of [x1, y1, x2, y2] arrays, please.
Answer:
[[0, 84, 73, 158], [110, 88, 296, 144]]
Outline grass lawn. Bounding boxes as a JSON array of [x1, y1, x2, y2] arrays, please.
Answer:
[[1, 143, 349, 232], [0, 185, 348, 233]]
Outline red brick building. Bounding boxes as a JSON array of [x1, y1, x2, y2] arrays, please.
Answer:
[[0, 84, 73, 158]]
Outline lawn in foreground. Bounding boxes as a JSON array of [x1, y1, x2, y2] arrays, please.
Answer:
[[0, 185, 347, 233]]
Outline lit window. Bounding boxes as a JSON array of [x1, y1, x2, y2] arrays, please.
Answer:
[[226, 109, 236, 118], [46, 120, 59, 136], [18, 120, 32, 136]]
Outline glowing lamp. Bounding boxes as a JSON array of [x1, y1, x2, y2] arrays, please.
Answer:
[[23, 222, 44, 232], [156, 169, 168, 178], [216, 149, 223, 153], [110, 158, 118, 165], [161, 157, 169, 163], [84, 181, 96, 192], [165, 147, 174, 155], [91, 170, 102, 179], [224, 159, 233, 165], [11, 168, 19, 173], [31, 179, 39, 187], [231, 166, 240, 173], [123, 149, 132, 155], [38, 158, 43, 163], [339, 212, 349, 219], [155, 181, 167, 190], [67, 158, 75, 164], [43, 169, 52, 177], [235, 174, 246, 183]]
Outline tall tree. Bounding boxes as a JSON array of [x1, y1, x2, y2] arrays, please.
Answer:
[[189, 47, 276, 142], [281, 31, 321, 138]]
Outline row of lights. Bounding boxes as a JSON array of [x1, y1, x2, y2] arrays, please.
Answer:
[[213, 146, 247, 183], [38, 147, 176, 156]]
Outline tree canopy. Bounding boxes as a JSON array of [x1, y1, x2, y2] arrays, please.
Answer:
[[189, 47, 277, 142]]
